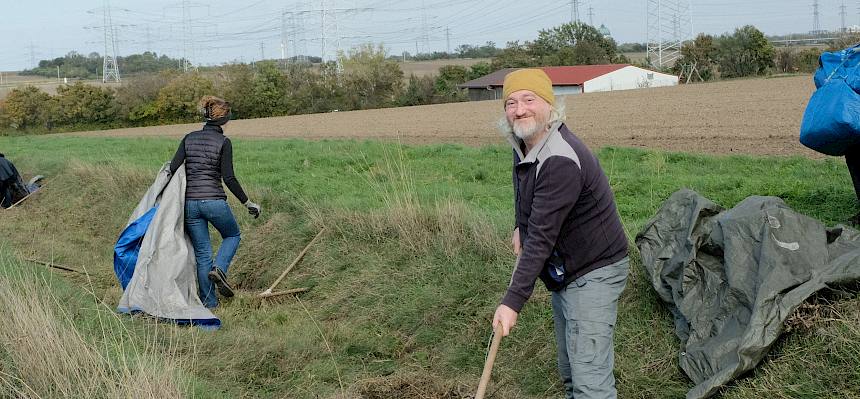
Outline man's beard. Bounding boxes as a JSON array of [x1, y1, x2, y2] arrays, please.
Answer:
[[512, 114, 548, 140]]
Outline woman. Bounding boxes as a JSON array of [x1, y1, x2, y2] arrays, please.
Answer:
[[168, 96, 261, 308]]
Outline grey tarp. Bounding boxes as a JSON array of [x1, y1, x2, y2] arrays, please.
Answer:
[[635, 189, 860, 399], [117, 164, 219, 328]]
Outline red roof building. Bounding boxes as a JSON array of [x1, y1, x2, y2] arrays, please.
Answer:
[[458, 64, 678, 101]]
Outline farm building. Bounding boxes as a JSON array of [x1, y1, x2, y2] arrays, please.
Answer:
[[458, 64, 679, 101]]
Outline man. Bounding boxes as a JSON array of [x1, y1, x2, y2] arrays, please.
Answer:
[[0, 153, 30, 208], [492, 69, 630, 399]]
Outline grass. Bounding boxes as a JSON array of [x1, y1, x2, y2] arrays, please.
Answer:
[[0, 134, 858, 398], [0, 246, 194, 398]]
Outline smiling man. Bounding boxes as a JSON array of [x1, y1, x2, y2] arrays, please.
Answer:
[[492, 69, 630, 399]]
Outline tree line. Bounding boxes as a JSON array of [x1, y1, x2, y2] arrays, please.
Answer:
[[2, 22, 849, 134], [671, 26, 860, 80], [20, 51, 186, 80], [0, 44, 488, 133]]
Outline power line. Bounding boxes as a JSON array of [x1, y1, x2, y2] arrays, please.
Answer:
[[48, 0, 823, 69], [812, 0, 821, 35], [570, 0, 581, 23]]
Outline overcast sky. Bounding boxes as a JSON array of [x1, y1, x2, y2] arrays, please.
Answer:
[[0, 0, 852, 71]]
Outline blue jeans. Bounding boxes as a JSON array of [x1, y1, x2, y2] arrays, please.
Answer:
[[552, 257, 629, 399], [185, 199, 241, 308]]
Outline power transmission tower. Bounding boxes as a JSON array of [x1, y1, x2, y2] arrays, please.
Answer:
[[588, 6, 595, 26], [296, 6, 309, 63], [145, 26, 152, 52], [281, 11, 288, 63], [102, 1, 121, 83], [446, 26, 451, 54], [841, 1, 848, 34], [28, 43, 36, 68], [646, 0, 693, 68], [317, 0, 372, 62], [570, 0, 581, 23], [420, 0, 430, 54], [812, 0, 821, 36], [181, 0, 194, 71], [282, 5, 312, 63]]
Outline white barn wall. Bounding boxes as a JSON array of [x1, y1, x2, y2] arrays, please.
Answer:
[[553, 85, 583, 96], [583, 66, 678, 93]]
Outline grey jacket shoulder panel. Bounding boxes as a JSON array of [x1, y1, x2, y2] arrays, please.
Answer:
[[535, 126, 582, 178]]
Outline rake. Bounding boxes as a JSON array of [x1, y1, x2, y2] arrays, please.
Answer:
[[475, 324, 503, 399], [258, 227, 326, 297]]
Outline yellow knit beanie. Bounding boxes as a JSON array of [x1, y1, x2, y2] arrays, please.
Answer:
[[502, 69, 555, 106]]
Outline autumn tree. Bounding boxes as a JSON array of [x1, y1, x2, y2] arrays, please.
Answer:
[[716, 25, 775, 78], [153, 73, 214, 122], [339, 44, 404, 110], [55, 82, 118, 125], [673, 34, 718, 81], [0, 86, 54, 129]]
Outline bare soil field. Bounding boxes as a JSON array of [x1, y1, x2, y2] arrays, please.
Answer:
[[398, 58, 490, 77], [64, 75, 819, 157], [0, 72, 117, 99]]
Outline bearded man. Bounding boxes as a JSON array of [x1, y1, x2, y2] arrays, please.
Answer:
[[491, 69, 630, 399]]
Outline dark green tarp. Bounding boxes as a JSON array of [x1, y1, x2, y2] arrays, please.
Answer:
[[635, 189, 860, 399]]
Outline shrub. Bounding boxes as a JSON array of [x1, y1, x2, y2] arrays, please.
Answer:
[[153, 72, 214, 122], [1, 86, 54, 129], [398, 74, 436, 106], [716, 25, 775, 78], [673, 34, 718, 81], [114, 71, 176, 123], [212, 63, 256, 119], [55, 82, 118, 126], [340, 44, 404, 110], [247, 61, 290, 118], [797, 47, 824, 73], [434, 65, 469, 102]]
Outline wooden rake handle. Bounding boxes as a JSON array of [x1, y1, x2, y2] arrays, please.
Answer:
[[258, 287, 309, 298], [259, 227, 326, 296], [7, 181, 45, 210], [475, 324, 504, 399]]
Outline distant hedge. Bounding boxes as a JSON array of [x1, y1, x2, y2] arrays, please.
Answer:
[[1, 45, 486, 134]]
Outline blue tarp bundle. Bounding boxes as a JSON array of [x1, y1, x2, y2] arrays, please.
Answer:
[[115, 164, 220, 329], [800, 44, 860, 156]]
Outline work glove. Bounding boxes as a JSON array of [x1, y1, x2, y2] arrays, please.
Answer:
[[244, 200, 261, 219]]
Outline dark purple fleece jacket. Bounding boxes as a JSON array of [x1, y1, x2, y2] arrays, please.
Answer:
[[502, 122, 628, 312]]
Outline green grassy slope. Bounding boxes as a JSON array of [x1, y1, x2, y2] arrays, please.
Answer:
[[0, 135, 857, 398]]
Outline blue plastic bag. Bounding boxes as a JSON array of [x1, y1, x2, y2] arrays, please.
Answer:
[[800, 44, 860, 156]]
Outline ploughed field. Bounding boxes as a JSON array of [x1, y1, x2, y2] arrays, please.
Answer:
[[64, 75, 819, 157]]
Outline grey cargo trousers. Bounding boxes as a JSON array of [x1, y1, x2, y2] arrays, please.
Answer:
[[551, 256, 629, 399]]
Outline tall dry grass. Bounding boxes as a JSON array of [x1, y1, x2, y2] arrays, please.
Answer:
[[306, 146, 506, 260], [0, 259, 190, 398]]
